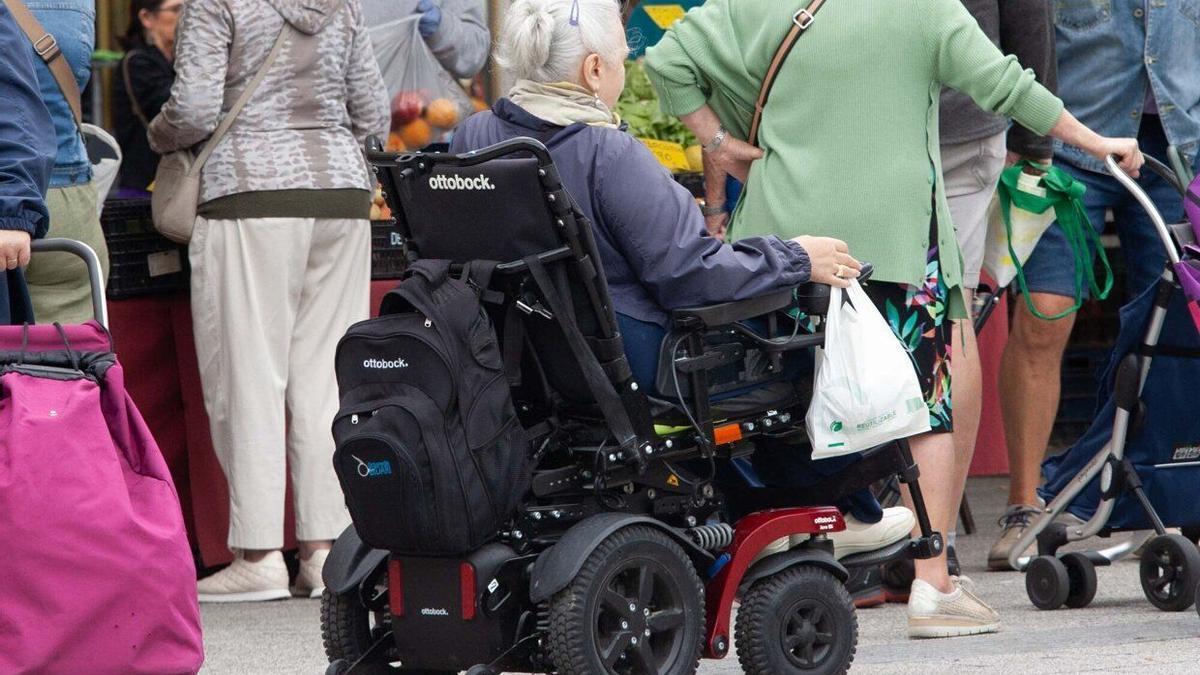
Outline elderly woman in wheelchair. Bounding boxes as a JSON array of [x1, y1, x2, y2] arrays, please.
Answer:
[[318, 0, 943, 673]]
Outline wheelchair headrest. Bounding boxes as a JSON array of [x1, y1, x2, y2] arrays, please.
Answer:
[[372, 139, 567, 265]]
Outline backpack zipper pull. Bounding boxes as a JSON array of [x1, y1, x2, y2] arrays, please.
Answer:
[[424, 318, 433, 328], [351, 414, 360, 425]]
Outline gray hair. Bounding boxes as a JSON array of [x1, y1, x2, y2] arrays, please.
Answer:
[[495, 0, 628, 84]]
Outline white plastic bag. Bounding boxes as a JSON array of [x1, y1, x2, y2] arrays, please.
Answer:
[[982, 170, 1055, 288], [806, 281, 931, 459], [82, 123, 121, 215], [368, 16, 473, 125]]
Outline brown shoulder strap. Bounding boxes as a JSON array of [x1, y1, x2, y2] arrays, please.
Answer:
[[747, 0, 827, 147], [121, 51, 153, 128], [3, 0, 83, 127]]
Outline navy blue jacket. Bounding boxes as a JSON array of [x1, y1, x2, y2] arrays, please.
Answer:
[[450, 100, 811, 327], [0, 6, 53, 324]]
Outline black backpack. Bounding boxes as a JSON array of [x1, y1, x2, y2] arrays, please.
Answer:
[[332, 260, 530, 555]]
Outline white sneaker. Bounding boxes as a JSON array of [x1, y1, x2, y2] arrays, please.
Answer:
[[197, 551, 291, 603], [293, 549, 329, 599], [907, 577, 1000, 639], [792, 507, 916, 560]]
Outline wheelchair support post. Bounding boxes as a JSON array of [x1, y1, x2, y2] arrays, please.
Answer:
[[893, 439, 944, 560], [682, 318, 716, 443]]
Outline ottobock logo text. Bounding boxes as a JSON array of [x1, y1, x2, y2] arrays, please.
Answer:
[[421, 607, 450, 617], [363, 357, 408, 369], [352, 455, 393, 478], [428, 174, 495, 191]]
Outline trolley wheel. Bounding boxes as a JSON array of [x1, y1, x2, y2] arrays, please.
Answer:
[[1139, 534, 1200, 612], [1026, 556, 1070, 610], [1060, 553, 1098, 609], [546, 525, 704, 675], [735, 566, 858, 675]]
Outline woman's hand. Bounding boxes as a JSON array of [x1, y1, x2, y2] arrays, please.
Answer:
[[705, 211, 729, 241], [0, 231, 31, 270], [710, 137, 763, 183], [1090, 136, 1143, 177], [792, 235, 861, 288]]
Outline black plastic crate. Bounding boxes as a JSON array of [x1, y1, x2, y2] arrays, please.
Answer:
[[100, 199, 190, 299], [372, 219, 408, 280]]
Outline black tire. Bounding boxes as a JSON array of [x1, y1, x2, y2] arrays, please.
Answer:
[[736, 566, 858, 675], [1026, 556, 1069, 610], [321, 589, 376, 664], [1139, 533, 1200, 612], [1060, 552, 1098, 609], [322, 590, 452, 673], [546, 525, 704, 675]]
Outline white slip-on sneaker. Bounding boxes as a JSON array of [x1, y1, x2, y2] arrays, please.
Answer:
[[293, 549, 330, 599], [197, 550, 291, 603], [907, 577, 1000, 639], [791, 507, 916, 560]]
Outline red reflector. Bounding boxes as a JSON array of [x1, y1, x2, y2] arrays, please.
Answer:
[[388, 559, 403, 617], [714, 423, 743, 445], [460, 562, 477, 621]]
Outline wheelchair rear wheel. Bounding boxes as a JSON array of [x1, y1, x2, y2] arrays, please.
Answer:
[[545, 525, 704, 675], [735, 565, 857, 675], [734, 562, 859, 672]]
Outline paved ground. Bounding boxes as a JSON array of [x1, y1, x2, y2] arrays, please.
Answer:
[[199, 477, 1200, 674]]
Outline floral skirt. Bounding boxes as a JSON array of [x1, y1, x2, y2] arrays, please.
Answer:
[[860, 223, 953, 433]]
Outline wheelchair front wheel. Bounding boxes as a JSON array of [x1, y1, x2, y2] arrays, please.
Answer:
[[545, 525, 704, 675], [735, 565, 858, 675]]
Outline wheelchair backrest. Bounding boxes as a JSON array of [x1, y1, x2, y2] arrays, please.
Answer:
[[372, 139, 642, 421]]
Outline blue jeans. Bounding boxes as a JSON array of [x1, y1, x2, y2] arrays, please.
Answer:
[[1023, 116, 1198, 300]]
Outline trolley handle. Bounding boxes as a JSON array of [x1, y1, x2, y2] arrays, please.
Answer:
[[29, 238, 108, 329], [1104, 154, 1182, 266]]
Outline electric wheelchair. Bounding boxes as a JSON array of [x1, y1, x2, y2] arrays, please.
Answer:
[[321, 138, 943, 675]]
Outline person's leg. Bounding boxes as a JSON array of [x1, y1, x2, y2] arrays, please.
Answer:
[[193, 217, 307, 601], [285, 218, 371, 566], [991, 163, 1110, 567], [939, 132, 1004, 552]]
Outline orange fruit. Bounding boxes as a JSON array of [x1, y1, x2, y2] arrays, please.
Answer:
[[386, 132, 407, 152], [471, 97, 489, 112], [399, 119, 432, 150], [425, 98, 459, 129]]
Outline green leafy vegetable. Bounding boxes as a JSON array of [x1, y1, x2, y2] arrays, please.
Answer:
[[615, 60, 698, 148]]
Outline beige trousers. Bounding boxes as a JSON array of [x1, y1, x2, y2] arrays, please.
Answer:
[[190, 216, 370, 550], [25, 183, 110, 324]]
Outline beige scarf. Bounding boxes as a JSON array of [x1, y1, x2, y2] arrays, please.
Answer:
[[507, 79, 620, 129]]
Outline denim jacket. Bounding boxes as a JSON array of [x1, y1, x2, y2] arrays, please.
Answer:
[[26, 0, 94, 187], [1, 5, 55, 236], [1053, 0, 1200, 172]]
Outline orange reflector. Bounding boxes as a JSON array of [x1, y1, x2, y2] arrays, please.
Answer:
[[714, 423, 742, 445]]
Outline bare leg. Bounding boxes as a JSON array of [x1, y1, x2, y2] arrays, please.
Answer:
[[299, 540, 334, 560], [902, 431, 958, 593], [950, 291, 982, 521], [242, 549, 275, 563], [998, 293, 1077, 506]]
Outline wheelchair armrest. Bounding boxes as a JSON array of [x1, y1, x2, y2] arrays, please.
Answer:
[[671, 288, 794, 328], [670, 264, 873, 328]]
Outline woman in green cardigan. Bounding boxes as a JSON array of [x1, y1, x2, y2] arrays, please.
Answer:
[[646, 0, 1142, 638]]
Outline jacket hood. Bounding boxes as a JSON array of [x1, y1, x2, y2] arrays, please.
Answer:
[[267, 0, 345, 35]]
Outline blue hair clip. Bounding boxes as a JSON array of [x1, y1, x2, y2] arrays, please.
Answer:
[[569, 0, 580, 26]]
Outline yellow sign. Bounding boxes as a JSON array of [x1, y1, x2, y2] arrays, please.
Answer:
[[666, 474, 680, 487], [643, 4, 686, 29], [638, 138, 691, 172]]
